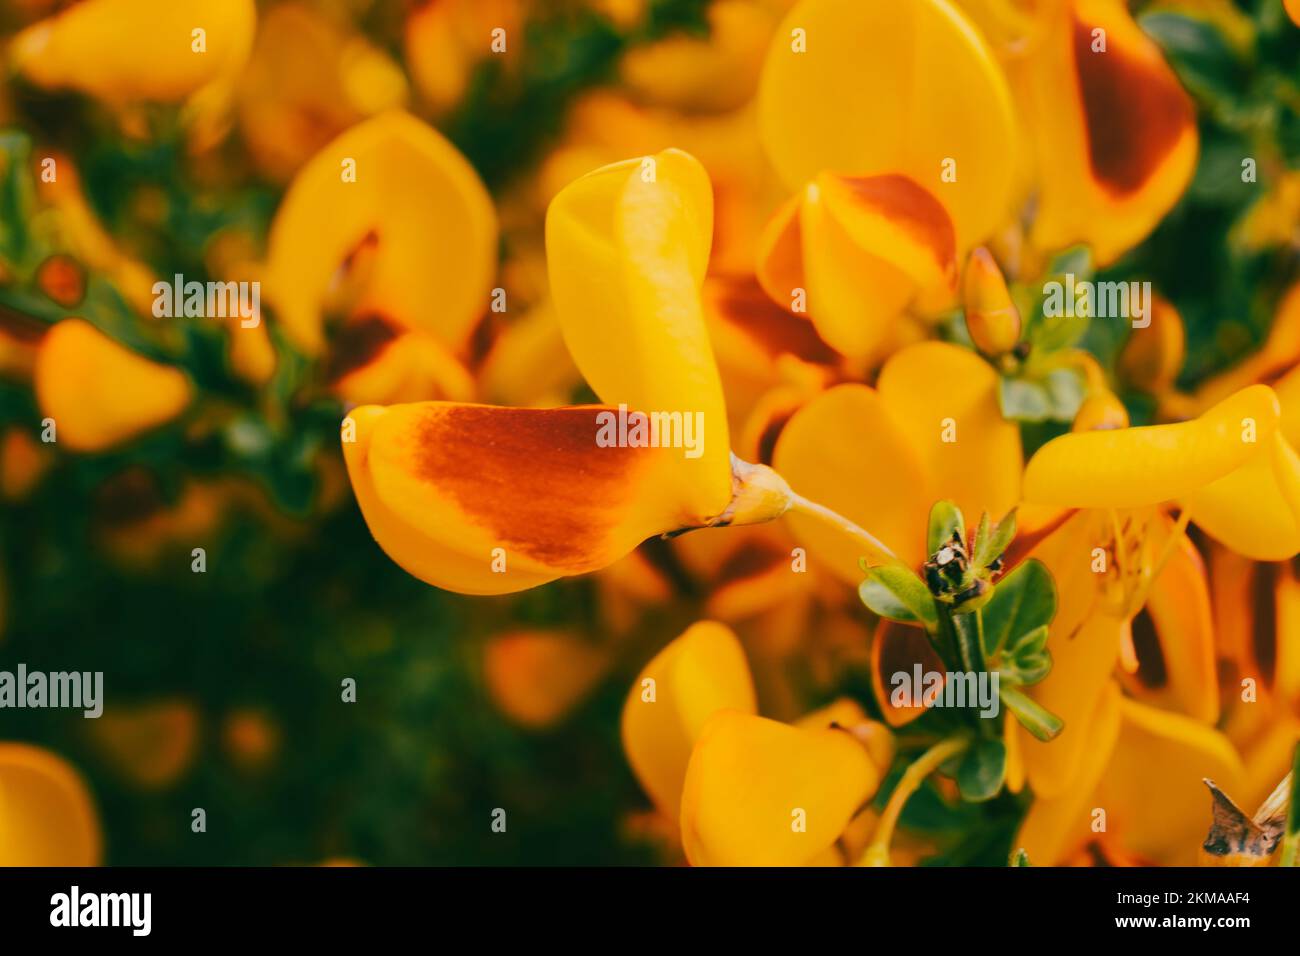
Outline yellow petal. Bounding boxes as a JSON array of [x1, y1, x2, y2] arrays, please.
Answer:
[[12, 0, 255, 104], [1120, 527, 1218, 723], [680, 710, 880, 866], [483, 631, 609, 730], [877, 341, 1022, 524], [1023, 384, 1280, 508], [1014, 681, 1121, 864], [1182, 433, 1300, 561], [621, 622, 757, 819], [795, 174, 958, 359], [546, 148, 731, 519], [1018, 612, 1123, 798], [0, 743, 101, 865], [758, 0, 1018, 249], [1021, 0, 1197, 264], [35, 319, 192, 453], [773, 384, 932, 576], [1094, 697, 1244, 865], [1288, 0, 1300, 28], [266, 110, 496, 354], [342, 403, 711, 594]]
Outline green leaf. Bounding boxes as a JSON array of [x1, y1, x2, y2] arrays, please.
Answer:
[[980, 558, 1056, 658], [974, 508, 1016, 569], [1009, 848, 1031, 867], [1000, 686, 1064, 742], [859, 565, 938, 630], [955, 738, 1006, 803], [1011, 624, 1050, 657], [926, 499, 965, 555]]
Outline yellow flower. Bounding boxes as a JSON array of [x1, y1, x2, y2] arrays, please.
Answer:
[[1024, 384, 1300, 561], [1287, 0, 1300, 28], [757, 0, 1019, 250], [754, 0, 1017, 360], [1015, 684, 1245, 865], [681, 709, 881, 866], [773, 341, 1022, 578], [35, 319, 193, 453], [622, 621, 757, 820], [344, 150, 796, 594], [266, 110, 496, 359], [0, 743, 101, 865], [755, 173, 960, 362], [984, 0, 1198, 265], [621, 621, 887, 865]]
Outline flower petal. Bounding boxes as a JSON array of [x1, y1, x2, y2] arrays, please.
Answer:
[[1094, 698, 1244, 865], [773, 384, 932, 577], [546, 148, 731, 519], [1014, 681, 1121, 864], [0, 743, 101, 865], [758, 0, 1018, 248], [1023, 385, 1280, 508], [1120, 527, 1218, 724], [621, 621, 757, 820], [680, 710, 880, 866], [12, 0, 255, 104], [1021, 0, 1197, 264], [35, 319, 192, 453], [1017, 612, 1123, 798], [266, 110, 496, 354], [877, 341, 1022, 524], [1182, 433, 1300, 561], [343, 403, 707, 594]]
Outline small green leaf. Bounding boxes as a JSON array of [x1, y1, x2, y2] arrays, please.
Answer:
[[859, 565, 938, 630], [955, 738, 1006, 803], [1010, 624, 1050, 657], [1009, 848, 1031, 867], [1000, 686, 1064, 742], [980, 558, 1056, 657], [974, 508, 1017, 569], [926, 500, 965, 555]]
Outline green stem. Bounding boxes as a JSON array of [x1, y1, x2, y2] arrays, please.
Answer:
[[859, 735, 970, 866]]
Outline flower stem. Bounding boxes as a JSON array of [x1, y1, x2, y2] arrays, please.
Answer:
[[787, 492, 897, 565], [859, 735, 970, 866]]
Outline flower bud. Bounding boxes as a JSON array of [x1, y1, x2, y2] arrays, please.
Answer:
[[962, 246, 1021, 356]]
